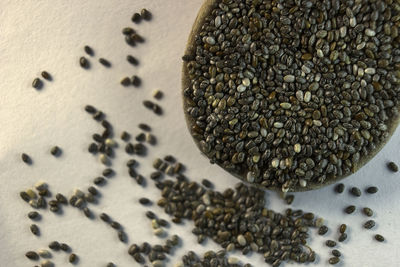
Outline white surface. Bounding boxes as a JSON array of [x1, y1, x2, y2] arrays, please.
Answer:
[[0, 1, 399, 266]]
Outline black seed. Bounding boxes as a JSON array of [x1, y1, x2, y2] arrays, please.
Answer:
[[32, 78, 43, 89], [25, 251, 39, 260], [28, 211, 40, 220], [69, 253, 77, 263], [88, 143, 98, 154], [318, 225, 328, 235], [122, 27, 135, 35], [339, 224, 347, 233], [364, 220, 376, 229], [127, 159, 137, 167], [350, 187, 361, 197], [21, 153, 32, 164], [153, 104, 163, 115], [135, 133, 146, 142], [129, 168, 137, 178], [102, 168, 114, 177], [150, 172, 162, 180], [111, 221, 121, 230], [127, 55, 139, 66], [121, 77, 131, 86], [139, 197, 152, 205], [157, 218, 168, 227], [133, 143, 146, 155], [83, 207, 92, 218], [201, 179, 213, 188], [20, 191, 30, 202], [84, 105, 97, 114], [101, 120, 112, 130], [79, 56, 89, 69], [338, 233, 347, 242], [60, 243, 70, 252], [332, 249, 341, 257], [329, 257, 340, 265], [182, 55, 194, 61], [334, 183, 344, 194], [140, 8, 152, 20], [163, 155, 175, 163], [136, 175, 145, 185], [285, 194, 294, 205], [84, 45, 94, 56], [131, 13, 141, 23], [100, 213, 111, 223], [143, 100, 154, 109], [94, 176, 106, 185], [30, 224, 39, 236], [131, 75, 141, 87], [93, 111, 104, 121], [146, 211, 156, 219], [326, 240, 336, 247], [99, 58, 111, 68], [375, 234, 385, 242], [133, 252, 145, 263], [93, 133, 104, 143], [138, 123, 151, 132], [49, 241, 60, 250], [106, 262, 115, 267], [55, 193, 68, 204], [129, 244, 140, 255], [344, 205, 356, 214], [387, 162, 398, 172], [121, 131, 130, 141], [41, 71, 52, 81], [50, 146, 61, 156], [88, 186, 98, 195], [153, 90, 163, 100], [366, 186, 378, 194], [118, 230, 126, 242], [140, 242, 151, 254], [69, 196, 78, 206]]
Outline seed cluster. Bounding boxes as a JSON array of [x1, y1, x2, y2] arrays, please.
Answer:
[[183, 0, 400, 191], [178, 250, 251, 267]]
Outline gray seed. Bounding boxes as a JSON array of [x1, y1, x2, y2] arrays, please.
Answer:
[[329, 257, 340, 265], [363, 207, 373, 217], [38, 249, 51, 258], [332, 249, 341, 257], [25, 251, 39, 260], [345, 205, 356, 214], [338, 233, 347, 242], [375, 234, 385, 242], [21, 153, 32, 164], [334, 183, 344, 193], [283, 75, 295, 83], [32, 78, 43, 89], [318, 225, 328, 235], [387, 162, 398, 172], [326, 240, 336, 247], [364, 220, 376, 229], [350, 187, 361, 197], [366, 186, 378, 194]]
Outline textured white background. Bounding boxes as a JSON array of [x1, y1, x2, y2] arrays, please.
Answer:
[[0, 1, 399, 266]]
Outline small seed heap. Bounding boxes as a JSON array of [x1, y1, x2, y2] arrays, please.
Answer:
[[178, 250, 252, 267], [183, 0, 400, 192]]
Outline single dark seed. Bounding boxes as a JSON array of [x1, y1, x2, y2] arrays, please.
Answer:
[[329, 257, 340, 265], [60, 243, 70, 252], [69, 253, 77, 263], [364, 220, 376, 229], [93, 133, 103, 143], [120, 131, 130, 141], [125, 143, 134, 154], [106, 263, 115, 267], [102, 168, 114, 177], [50, 146, 61, 156], [99, 58, 111, 67], [88, 186, 98, 195], [100, 213, 111, 223], [88, 143, 98, 154], [334, 183, 344, 194], [375, 234, 385, 242], [20, 191, 30, 202], [285, 194, 294, 205], [318, 225, 328, 235], [28, 211, 40, 220], [118, 230, 126, 242], [138, 123, 151, 132], [121, 77, 131, 86], [94, 176, 106, 185], [131, 75, 141, 87], [350, 187, 361, 197], [41, 71, 52, 81], [143, 100, 154, 109], [32, 78, 43, 89], [30, 224, 39, 236], [84, 45, 94, 56], [366, 186, 378, 194], [21, 153, 32, 164], [339, 224, 347, 233], [135, 133, 146, 142], [111, 221, 121, 230], [101, 120, 111, 130], [150, 172, 162, 180], [122, 27, 135, 35], [163, 155, 175, 163], [84, 105, 97, 114], [49, 241, 60, 250], [345, 205, 356, 214], [133, 252, 145, 263], [93, 111, 104, 121], [153, 90, 163, 100], [135, 175, 145, 185], [141, 8, 152, 20], [201, 179, 213, 188], [83, 207, 92, 218], [131, 13, 141, 23], [387, 162, 398, 172], [146, 211, 156, 219], [127, 159, 137, 167], [139, 197, 151, 205], [129, 244, 140, 255], [338, 233, 347, 242], [153, 104, 163, 115], [126, 55, 138, 66], [363, 207, 374, 217], [326, 240, 336, 247], [79, 57, 90, 69], [157, 219, 168, 227], [25, 251, 39, 260], [332, 249, 341, 257]]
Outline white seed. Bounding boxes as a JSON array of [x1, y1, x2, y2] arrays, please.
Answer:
[[242, 78, 251, 87], [226, 243, 235, 251], [260, 128, 267, 137], [152, 260, 164, 267], [316, 49, 324, 58], [356, 42, 366, 50], [299, 179, 307, 187], [315, 218, 324, 227], [154, 228, 166, 237], [358, 68, 364, 77], [313, 120, 322, 126], [302, 65, 311, 74], [35, 181, 48, 191], [237, 234, 247, 246], [174, 262, 184, 267], [151, 219, 159, 229], [304, 91, 311, 102], [246, 172, 255, 183], [340, 26, 347, 38], [365, 29, 376, 37], [202, 193, 211, 205], [273, 122, 283, 128], [41, 260, 54, 267], [105, 138, 116, 147], [349, 17, 357, 27], [99, 154, 108, 165], [73, 189, 84, 198], [214, 16, 221, 28], [26, 189, 37, 199], [38, 249, 51, 258], [296, 90, 304, 101], [228, 257, 239, 264], [271, 158, 280, 168], [29, 200, 38, 208], [205, 36, 216, 45], [237, 84, 246, 92], [294, 143, 301, 153], [280, 102, 292, 109], [283, 75, 295, 82], [365, 68, 376, 75]]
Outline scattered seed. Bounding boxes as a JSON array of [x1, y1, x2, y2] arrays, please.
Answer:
[[387, 162, 398, 172], [150, 171, 162, 180], [121, 77, 131, 86], [375, 234, 385, 242], [99, 58, 111, 67], [102, 168, 114, 177], [99, 154, 108, 165], [201, 179, 213, 188], [131, 75, 141, 87], [318, 225, 328, 235], [345, 205, 356, 214], [138, 123, 151, 132], [326, 240, 336, 247], [140, 8, 151, 20], [84, 45, 94, 56], [32, 78, 43, 89], [25, 251, 39, 260], [120, 131, 130, 141], [21, 153, 32, 164], [111, 221, 121, 230], [122, 27, 135, 35], [60, 243, 70, 252], [339, 224, 347, 233], [329, 257, 340, 265], [125, 143, 134, 154], [118, 230, 126, 242], [153, 90, 163, 100], [49, 241, 60, 251], [363, 207, 374, 217], [131, 13, 141, 23], [69, 253, 77, 263], [93, 111, 104, 121], [106, 263, 115, 267], [100, 213, 111, 223], [139, 197, 152, 205], [41, 71, 52, 81], [79, 57, 90, 69], [332, 249, 341, 257], [334, 183, 344, 194], [338, 233, 347, 242], [41, 259, 54, 267], [350, 187, 361, 197], [30, 224, 40, 236], [50, 146, 61, 156], [94, 176, 106, 185], [28, 211, 40, 220], [146, 211, 156, 219], [127, 55, 139, 65], [364, 220, 376, 229], [88, 143, 98, 154], [38, 249, 51, 258], [366, 186, 378, 194]]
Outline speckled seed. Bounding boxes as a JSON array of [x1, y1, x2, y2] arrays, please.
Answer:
[[99, 58, 111, 67], [375, 234, 385, 242], [345, 205, 356, 214], [332, 250, 341, 257], [350, 187, 361, 197], [366, 186, 378, 194], [339, 224, 347, 233], [79, 57, 89, 69], [25, 251, 39, 260], [318, 225, 328, 235], [334, 183, 344, 194], [363, 207, 373, 217], [32, 78, 43, 89], [387, 162, 398, 172], [329, 257, 340, 265], [326, 240, 336, 247], [30, 224, 39, 236], [364, 220, 376, 229], [21, 153, 32, 164], [69, 253, 77, 263], [338, 233, 347, 242]]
